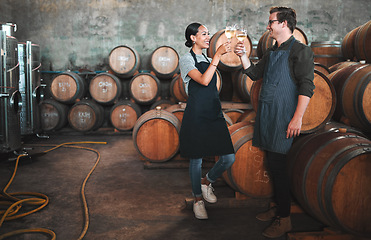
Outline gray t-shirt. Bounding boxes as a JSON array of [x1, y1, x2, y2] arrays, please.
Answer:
[[179, 52, 212, 95]]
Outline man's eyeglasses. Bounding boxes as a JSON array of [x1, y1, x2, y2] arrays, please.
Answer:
[[268, 20, 280, 26]]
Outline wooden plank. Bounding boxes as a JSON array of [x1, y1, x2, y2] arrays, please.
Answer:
[[266, 201, 305, 214], [143, 154, 215, 169], [287, 229, 368, 240], [171, 102, 253, 110], [184, 197, 269, 209], [221, 101, 253, 110], [235, 191, 251, 200]]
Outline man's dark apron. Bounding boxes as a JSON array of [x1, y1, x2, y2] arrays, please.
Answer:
[[253, 39, 298, 154], [179, 50, 234, 158]]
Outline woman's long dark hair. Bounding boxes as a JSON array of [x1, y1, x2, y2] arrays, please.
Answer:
[[185, 22, 202, 48]]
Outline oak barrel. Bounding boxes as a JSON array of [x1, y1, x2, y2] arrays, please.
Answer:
[[39, 99, 69, 131], [150, 99, 175, 110], [133, 108, 181, 162], [170, 71, 222, 102], [89, 73, 122, 105], [327, 64, 358, 121], [233, 69, 253, 102], [129, 73, 160, 105], [250, 78, 262, 113], [223, 113, 233, 127], [288, 131, 371, 237], [328, 61, 359, 73], [328, 63, 371, 132], [250, 42, 259, 62], [110, 100, 141, 131], [170, 74, 188, 102], [237, 109, 256, 123], [165, 103, 186, 124], [314, 62, 330, 76], [223, 109, 244, 124], [354, 20, 371, 63], [150, 46, 180, 79], [341, 26, 361, 61], [68, 99, 104, 132], [257, 27, 308, 59], [50, 72, 87, 104], [207, 29, 252, 71], [218, 121, 273, 198], [316, 121, 367, 138], [340, 64, 371, 132], [311, 41, 343, 68], [108, 45, 140, 78], [250, 70, 336, 133]]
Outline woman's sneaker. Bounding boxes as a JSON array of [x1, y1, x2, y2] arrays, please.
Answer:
[[201, 184, 217, 203], [193, 200, 208, 219]]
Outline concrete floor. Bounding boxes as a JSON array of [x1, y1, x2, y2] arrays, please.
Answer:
[[0, 130, 328, 240]]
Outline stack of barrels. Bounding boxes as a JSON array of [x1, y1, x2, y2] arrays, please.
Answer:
[[40, 45, 181, 133], [253, 21, 371, 237], [208, 23, 371, 238], [201, 26, 339, 201], [39, 21, 371, 237], [293, 21, 371, 238], [40, 71, 108, 132]]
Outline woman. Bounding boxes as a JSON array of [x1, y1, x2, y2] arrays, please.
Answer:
[[179, 23, 235, 220]]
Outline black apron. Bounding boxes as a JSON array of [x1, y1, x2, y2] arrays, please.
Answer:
[[252, 38, 298, 154], [179, 50, 234, 158]]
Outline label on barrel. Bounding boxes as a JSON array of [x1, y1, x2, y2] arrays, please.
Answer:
[[58, 81, 71, 92], [250, 145, 270, 184], [118, 56, 129, 66], [98, 81, 113, 93], [158, 56, 171, 66], [78, 111, 91, 122], [139, 82, 149, 94]]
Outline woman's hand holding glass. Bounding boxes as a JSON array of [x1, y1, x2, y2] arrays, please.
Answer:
[[217, 41, 232, 56]]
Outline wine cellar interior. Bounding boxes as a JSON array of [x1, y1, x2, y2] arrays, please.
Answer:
[[0, 1, 370, 239]]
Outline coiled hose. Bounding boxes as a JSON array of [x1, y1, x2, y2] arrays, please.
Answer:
[[0, 141, 107, 240]]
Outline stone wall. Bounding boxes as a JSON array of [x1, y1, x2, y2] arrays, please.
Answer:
[[1, 0, 370, 71]]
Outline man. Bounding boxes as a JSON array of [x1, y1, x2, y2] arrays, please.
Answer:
[[235, 6, 315, 238]]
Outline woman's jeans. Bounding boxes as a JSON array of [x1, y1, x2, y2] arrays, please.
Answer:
[[189, 153, 235, 197]]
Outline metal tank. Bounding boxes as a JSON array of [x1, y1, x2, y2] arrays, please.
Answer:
[[0, 30, 22, 153], [0, 22, 17, 36], [18, 41, 42, 135]]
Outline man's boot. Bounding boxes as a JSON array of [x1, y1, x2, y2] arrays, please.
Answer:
[[256, 206, 276, 221], [262, 216, 292, 238]]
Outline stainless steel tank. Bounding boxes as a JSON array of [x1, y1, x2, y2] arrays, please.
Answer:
[[0, 22, 17, 36], [18, 41, 42, 135], [0, 30, 22, 153]]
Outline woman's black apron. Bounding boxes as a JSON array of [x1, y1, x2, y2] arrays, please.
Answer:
[[252, 38, 298, 154], [179, 50, 234, 158]]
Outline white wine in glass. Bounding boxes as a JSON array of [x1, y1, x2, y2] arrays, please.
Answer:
[[225, 25, 236, 40], [236, 29, 247, 41]]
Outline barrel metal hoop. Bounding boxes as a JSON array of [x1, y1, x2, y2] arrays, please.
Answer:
[[317, 143, 369, 226], [354, 71, 371, 129], [340, 64, 369, 109], [233, 132, 253, 153], [324, 146, 371, 235], [301, 134, 348, 214]]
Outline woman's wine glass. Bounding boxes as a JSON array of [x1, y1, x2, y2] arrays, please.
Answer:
[[225, 24, 236, 41]]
